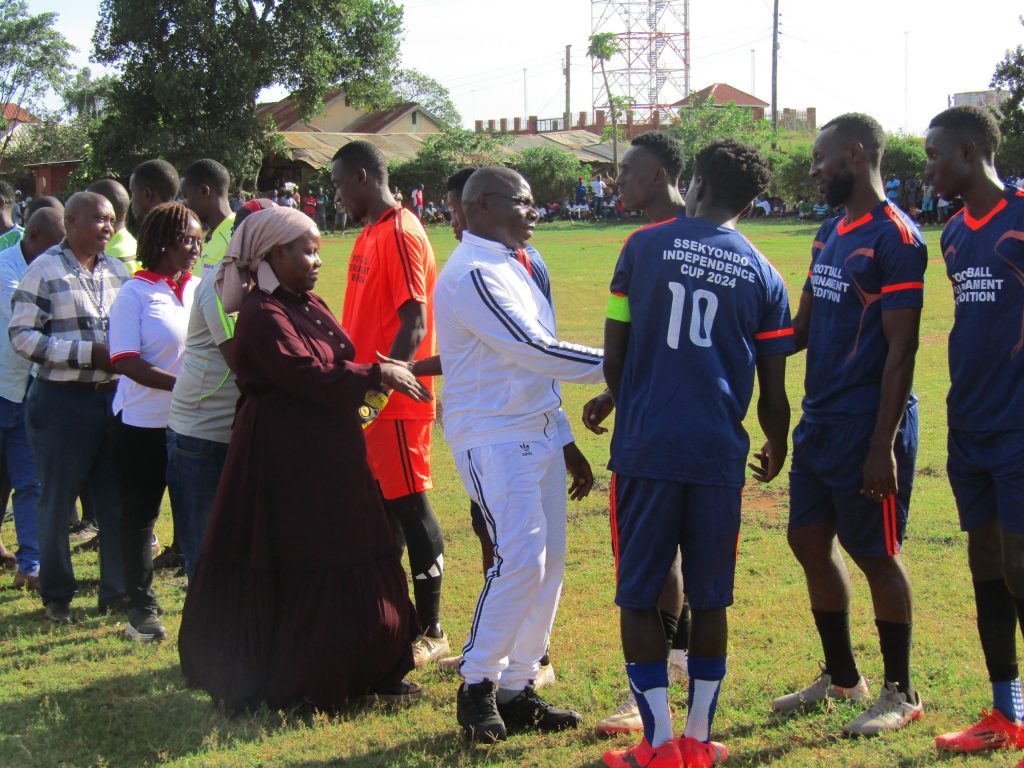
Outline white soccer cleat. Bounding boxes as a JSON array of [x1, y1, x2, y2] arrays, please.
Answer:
[[843, 682, 923, 736], [771, 665, 869, 712]]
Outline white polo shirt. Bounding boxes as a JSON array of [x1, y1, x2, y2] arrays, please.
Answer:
[[109, 270, 197, 428]]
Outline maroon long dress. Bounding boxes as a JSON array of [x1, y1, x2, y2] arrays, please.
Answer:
[[178, 287, 417, 711]]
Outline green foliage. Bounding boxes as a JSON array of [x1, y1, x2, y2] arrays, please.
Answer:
[[588, 32, 623, 174], [0, 0, 75, 161], [87, 0, 403, 186], [771, 142, 818, 205], [992, 17, 1024, 174], [62, 67, 116, 119], [881, 134, 926, 181], [388, 127, 511, 202], [668, 98, 781, 180], [390, 69, 460, 128], [508, 145, 588, 206]]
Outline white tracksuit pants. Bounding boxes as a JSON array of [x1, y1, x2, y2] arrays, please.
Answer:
[[455, 435, 567, 691]]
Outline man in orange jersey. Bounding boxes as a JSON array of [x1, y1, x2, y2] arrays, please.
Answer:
[[332, 141, 447, 667]]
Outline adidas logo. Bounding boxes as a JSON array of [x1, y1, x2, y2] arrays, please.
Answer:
[[519, 442, 532, 456]]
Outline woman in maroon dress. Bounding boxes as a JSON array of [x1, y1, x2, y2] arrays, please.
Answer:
[[178, 207, 430, 712]]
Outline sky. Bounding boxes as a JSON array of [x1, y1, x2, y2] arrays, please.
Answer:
[[25, 0, 1024, 137]]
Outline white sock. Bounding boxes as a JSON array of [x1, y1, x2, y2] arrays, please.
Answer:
[[639, 686, 674, 747], [684, 679, 722, 742]]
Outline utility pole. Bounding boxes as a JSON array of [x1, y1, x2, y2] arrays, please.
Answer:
[[771, 0, 779, 131], [564, 45, 572, 130], [523, 68, 528, 122], [751, 49, 756, 96]]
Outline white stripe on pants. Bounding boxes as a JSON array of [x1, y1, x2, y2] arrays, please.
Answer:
[[455, 437, 566, 691]]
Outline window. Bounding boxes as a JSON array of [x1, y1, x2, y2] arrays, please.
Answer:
[[411, 111, 418, 126]]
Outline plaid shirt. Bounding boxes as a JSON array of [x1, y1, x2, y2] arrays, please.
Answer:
[[9, 240, 131, 383]]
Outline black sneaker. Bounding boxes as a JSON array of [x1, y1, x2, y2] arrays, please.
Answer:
[[125, 608, 166, 642], [496, 684, 581, 734], [44, 601, 72, 624], [97, 595, 131, 615], [152, 546, 184, 570], [457, 680, 507, 743]]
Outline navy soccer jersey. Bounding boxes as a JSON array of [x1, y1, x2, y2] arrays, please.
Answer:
[[607, 211, 794, 488], [802, 200, 927, 421], [944, 184, 1024, 431]]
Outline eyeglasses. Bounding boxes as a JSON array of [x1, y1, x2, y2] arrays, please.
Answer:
[[482, 193, 537, 209], [175, 235, 203, 248]]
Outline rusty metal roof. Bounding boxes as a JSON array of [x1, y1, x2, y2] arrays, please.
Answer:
[[278, 129, 613, 169]]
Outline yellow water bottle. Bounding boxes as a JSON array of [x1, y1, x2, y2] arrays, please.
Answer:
[[360, 390, 390, 428]]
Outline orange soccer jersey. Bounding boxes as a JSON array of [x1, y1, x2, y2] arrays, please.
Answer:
[[342, 206, 437, 421]]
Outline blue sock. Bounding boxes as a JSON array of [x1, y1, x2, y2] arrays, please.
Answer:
[[684, 655, 727, 743], [993, 678, 1024, 722], [625, 661, 672, 747]]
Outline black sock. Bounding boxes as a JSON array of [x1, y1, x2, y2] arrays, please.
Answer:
[[673, 600, 690, 652], [812, 609, 860, 688], [660, 609, 679, 654], [876, 619, 914, 699], [384, 493, 445, 635], [975, 579, 1019, 683]]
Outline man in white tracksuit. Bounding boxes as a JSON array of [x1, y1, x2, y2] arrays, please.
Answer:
[[435, 167, 605, 742]]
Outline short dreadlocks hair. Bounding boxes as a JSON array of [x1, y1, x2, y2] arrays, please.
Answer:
[[929, 105, 1001, 154], [693, 139, 773, 215], [631, 131, 686, 182], [136, 202, 199, 271]]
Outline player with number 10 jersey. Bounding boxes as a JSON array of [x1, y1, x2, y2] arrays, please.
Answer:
[[607, 212, 793, 487]]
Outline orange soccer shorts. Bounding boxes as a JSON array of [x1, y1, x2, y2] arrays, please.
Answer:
[[363, 418, 434, 500]]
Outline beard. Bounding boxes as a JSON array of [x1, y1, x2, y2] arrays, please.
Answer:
[[824, 168, 856, 208]]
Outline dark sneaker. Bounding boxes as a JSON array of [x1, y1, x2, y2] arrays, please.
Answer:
[[360, 680, 424, 707], [125, 608, 166, 642], [45, 601, 72, 623], [152, 546, 183, 570], [97, 595, 131, 615], [69, 521, 98, 544], [496, 684, 582, 734], [457, 680, 507, 743]]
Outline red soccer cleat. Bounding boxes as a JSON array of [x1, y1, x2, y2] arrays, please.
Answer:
[[935, 708, 1024, 752], [676, 735, 716, 768], [603, 737, 683, 768]]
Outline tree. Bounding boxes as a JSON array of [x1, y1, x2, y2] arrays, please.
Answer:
[[772, 142, 818, 206], [588, 32, 623, 177], [880, 134, 926, 183], [388, 127, 510, 203], [5, 110, 93, 190], [668, 97, 780, 180], [0, 0, 74, 161], [62, 68, 116, 119], [992, 19, 1024, 175], [391, 69, 460, 128], [508, 145, 588, 206], [88, 0, 403, 186]]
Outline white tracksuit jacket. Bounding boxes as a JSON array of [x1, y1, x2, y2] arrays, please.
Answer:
[[435, 231, 604, 453]]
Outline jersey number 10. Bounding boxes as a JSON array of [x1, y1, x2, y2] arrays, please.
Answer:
[[667, 282, 718, 349]]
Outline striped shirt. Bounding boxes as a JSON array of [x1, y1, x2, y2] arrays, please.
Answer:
[[9, 240, 131, 383]]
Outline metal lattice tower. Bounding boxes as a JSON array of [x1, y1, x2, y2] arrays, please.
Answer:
[[591, 0, 690, 123]]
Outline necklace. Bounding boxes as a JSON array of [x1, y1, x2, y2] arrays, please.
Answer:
[[73, 255, 109, 332]]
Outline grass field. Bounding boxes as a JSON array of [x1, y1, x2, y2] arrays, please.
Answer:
[[0, 217, 1015, 767]]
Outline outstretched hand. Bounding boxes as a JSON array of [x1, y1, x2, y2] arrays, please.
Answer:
[[379, 357, 432, 402], [582, 390, 614, 435], [563, 442, 594, 501]]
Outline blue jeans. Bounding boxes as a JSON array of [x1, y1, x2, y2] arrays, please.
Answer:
[[25, 379, 125, 606], [165, 429, 228, 579], [0, 395, 40, 575]]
